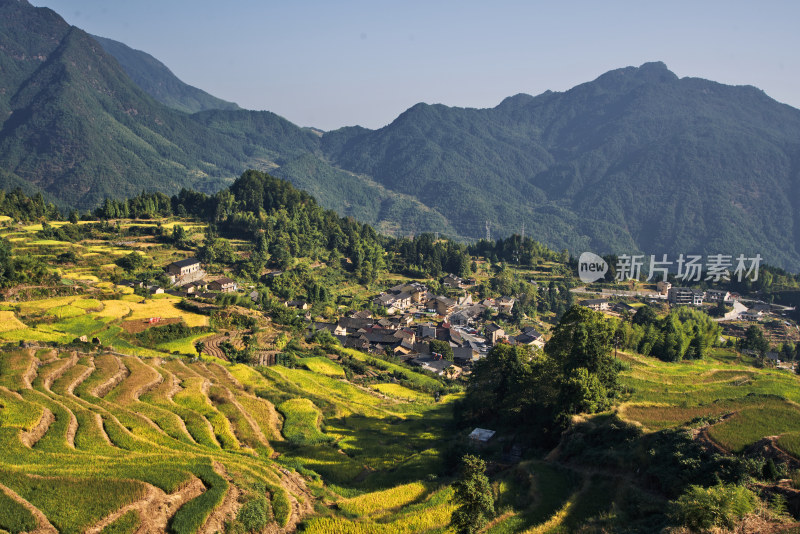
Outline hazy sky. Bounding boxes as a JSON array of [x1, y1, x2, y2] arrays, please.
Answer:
[[31, 0, 800, 131]]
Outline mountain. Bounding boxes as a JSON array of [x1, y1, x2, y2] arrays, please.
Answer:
[[321, 62, 800, 270], [91, 35, 240, 114], [0, 0, 443, 233], [1, 0, 799, 270]]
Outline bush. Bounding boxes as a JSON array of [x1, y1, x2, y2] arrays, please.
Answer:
[[236, 497, 270, 532], [670, 484, 758, 531]]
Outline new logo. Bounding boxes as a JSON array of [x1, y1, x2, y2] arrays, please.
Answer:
[[578, 252, 608, 284]]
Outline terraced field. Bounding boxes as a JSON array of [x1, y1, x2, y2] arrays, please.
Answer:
[[0, 348, 314, 533], [618, 350, 800, 454], [0, 345, 464, 533]]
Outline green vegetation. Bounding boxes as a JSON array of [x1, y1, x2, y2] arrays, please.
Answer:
[[0, 489, 36, 534], [278, 398, 331, 446], [452, 455, 495, 534], [168, 465, 228, 534], [99, 510, 140, 534], [463, 306, 621, 437], [670, 484, 759, 531]]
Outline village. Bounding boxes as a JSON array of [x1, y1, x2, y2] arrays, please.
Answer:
[[139, 258, 543, 378], [127, 255, 800, 379]]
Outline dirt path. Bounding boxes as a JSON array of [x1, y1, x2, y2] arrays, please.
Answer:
[[693, 412, 736, 455], [20, 408, 55, 448], [41, 353, 78, 391], [95, 413, 114, 447], [747, 436, 800, 469], [0, 481, 58, 533], [132, 357, 164, 401], [22, 349, 39, 389], [200, 333, 230, 360], [92, 355, 130, 398], [200, 462, 241, 534], [65, 360, 95, 396], [207, 363, 283, 442], [279, 468, 315, 533], [86, 476, 206, 534]]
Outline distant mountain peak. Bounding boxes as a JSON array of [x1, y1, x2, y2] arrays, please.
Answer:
[[91, 34, 240, 114]]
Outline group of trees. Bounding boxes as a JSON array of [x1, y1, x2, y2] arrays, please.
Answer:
[[616, 306, 721, 362], [384, 233, 471, 279], [0, 237, 56, 288], [0, 189, 60, 222], [462, 306, 621, 438], [468, 235, 561, 267]]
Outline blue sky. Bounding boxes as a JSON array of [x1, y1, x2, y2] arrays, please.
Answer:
[[32, 0, 800, 131]]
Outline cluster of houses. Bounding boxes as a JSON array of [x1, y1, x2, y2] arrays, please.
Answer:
[[121, 257, 240, 298], [310, 278, 545, 376], [580, 284, 776, 323]]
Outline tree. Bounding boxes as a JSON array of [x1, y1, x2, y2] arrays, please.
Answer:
[[429, 339, 454, 361], [0, 238, 14, 287], [451, 455, 495, 534], [741, 325, 769, 356], [632, 305, 658, 326], [195, 342, 205, 359], [545, 306, 619, 397]]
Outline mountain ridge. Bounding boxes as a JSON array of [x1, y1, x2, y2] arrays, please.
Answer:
[[0, 0, 798, 270], [91, 34, 241, 114]]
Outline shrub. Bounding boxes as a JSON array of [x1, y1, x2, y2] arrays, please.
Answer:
[[670, 484, 758, 531], [236, 497, 270, 532]]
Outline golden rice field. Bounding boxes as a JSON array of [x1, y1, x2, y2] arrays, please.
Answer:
[[0, 348, 309, 533], [0, 324, 464, 534], [618, 350, 800, 453]]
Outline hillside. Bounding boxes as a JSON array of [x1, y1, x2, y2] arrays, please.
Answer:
[[1, 178, 800, 532], [0, 0, 446, 235], [321, 62, 800, 270], [92, 35, 241, 114], [2, 1, 800, 270]]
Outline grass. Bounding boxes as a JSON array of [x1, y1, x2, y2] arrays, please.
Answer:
[[707, 397, 800, 452], [299, 357, 346, 377], [0, 388, 44, 430], [0, 469, 146, 534], [338, 482, 428, 516], [278, 398, 331, 446], [100, 510, 140, 534], [340, 348, 443, 391], [127, 298, 209, 327], [168, 463, 228, 534], [371, 383, 431, 402], [157, 333, 216, 355], [173, 376, 237, 449], [46, 305, 85, 319], [0, 312, 25, 333], [0, 488, 37, 534]]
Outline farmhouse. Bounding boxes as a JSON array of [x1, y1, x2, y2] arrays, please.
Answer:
[[706, 289, 733, 303], [656, 281, 672, 295], [668, 287, 704, 306], [166, 257, 201, 276], [426, 296, 456, 316], [442, 274, 463, 288], [580, 298, 609, 311], [496, 296, 515, 313], [468, 428, 496, 447], [165, 257, 206, 285], [485, 323, 505, 345], [208, 277, 238, 293]]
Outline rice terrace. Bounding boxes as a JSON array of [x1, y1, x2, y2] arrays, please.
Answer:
[[0, 176, 800, 533]]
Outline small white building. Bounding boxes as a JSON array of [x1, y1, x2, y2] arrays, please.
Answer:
[[469, 428, 496, 446]]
